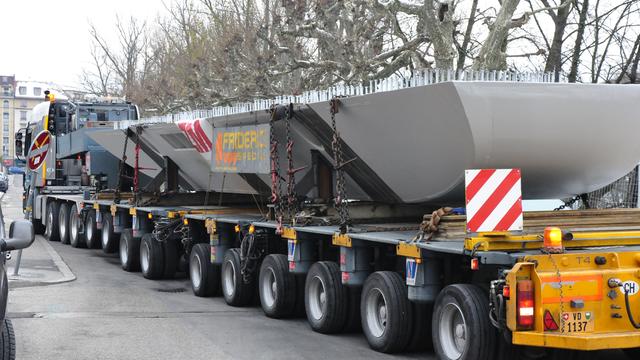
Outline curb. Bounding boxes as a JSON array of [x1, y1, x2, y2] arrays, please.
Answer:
[[8, 237, 76, 288]]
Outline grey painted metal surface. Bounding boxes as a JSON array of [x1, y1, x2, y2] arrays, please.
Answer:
[[90, 80, 640, 205]]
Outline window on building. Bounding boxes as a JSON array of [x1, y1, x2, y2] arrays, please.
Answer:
[[3, 124, 8, 132], [2, 87, 9, 96], [33, 87, 41, 96], [20, 111, 27, 121], [2, 100, 7, 108], [3, 137, 8, 145], [2, 113, 8, 121], [20, 100, 27, 108], [18, 86, 26, 95]]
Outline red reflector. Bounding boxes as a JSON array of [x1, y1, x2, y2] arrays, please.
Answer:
[[470, 258, 479, 271], [502, 285, 510, 299], [543, 310, 559, 331], [341, 272, 350, 283], [289, 261, 295, 271], [517, 280, 534, 330]]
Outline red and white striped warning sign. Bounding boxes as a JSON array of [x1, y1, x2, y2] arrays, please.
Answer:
[[465, 169, 523, 233]]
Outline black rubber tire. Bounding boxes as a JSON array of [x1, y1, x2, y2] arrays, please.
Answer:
[[432, 284, 496, 360], [360, 271, 413, 353], [100, 212, 118, 254], [44, 201, 60, 242], [163, 239, 179, 279], [0, 319, 15, 360], [69, 204, 85, 248], [407, 302, 433, 352], [84, 210, 100, 249], [30, 213, 45, 235], [259, 254, 297, 318], [120, 229, 141, 272], [190, 243, 220, 297], [58, 202, 70, 245], [305, 261, 348, 334], [140, 233, 165, 280], [221, 248, 254, 306]]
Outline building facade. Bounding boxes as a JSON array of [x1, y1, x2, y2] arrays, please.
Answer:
[[0, 75, 15, 165]]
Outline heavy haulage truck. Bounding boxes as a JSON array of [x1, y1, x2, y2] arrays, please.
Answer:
[[18, 70, 640, 359]]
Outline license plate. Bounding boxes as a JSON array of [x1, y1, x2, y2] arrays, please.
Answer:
[[561, 311, 594, 333]]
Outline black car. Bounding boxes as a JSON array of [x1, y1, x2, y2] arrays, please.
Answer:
[[0, 216, 35, 359], [0, 175, 8, 193]]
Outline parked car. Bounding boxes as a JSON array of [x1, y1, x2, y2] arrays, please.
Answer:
[[0, 175, 8, 193], [6, 168, 22, 175], [0, 218, 35, 360]]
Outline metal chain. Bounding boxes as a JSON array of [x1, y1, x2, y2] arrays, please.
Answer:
[[330, 97, 351, 234], [269, 106, 284, 234], [541, 250, 566, 333], [554, 194, 582, 211], [285, 104, 296, 221]]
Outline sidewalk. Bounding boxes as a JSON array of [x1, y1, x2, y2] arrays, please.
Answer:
[[2, 175, 76, 288], [6, 236, 76, 288]]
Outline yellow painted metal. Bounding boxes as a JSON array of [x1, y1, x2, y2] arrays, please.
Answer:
[[465, 230, 640, 252], [396, 242, 421, 258], [512, 331, 640, 350], [506, 251, 640, 350], [205, 219, 216, 234], [129, 208, 136, 216], [93, 203, 100, 210], [281, 227, 296, 240], [332, 233, 352, 248], [110, 204, 117, 217]]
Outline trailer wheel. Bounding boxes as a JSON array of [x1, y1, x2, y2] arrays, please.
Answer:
[[120, 229, 141, 272], [84, 210, 100, 249], [221, 248, 254, 306], [44, 201, 60, 242], [58, 203, 70, 245], [0, 319, 16, 360], [29, 212, 45, 235], [69, 204, 85, 248], [432, 284, 496, 360], [259, 254, 297, 318], [360, 271, 412, 353], [101, 212, 118, 254], [163, 239, 179, 279], [190, 243, 220, 297], [305, 261, 348, 334], [140, 233, 165, 279]]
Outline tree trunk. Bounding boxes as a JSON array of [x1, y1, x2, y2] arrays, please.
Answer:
[[544, 0, 571, 81], [568, 0, 589, 83], [473, 0, 521, 70], [423, 1, 454, 69], [456, 0, 479, 72]]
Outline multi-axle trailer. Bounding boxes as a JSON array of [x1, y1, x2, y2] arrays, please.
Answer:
[[20, 72, 640, 359]]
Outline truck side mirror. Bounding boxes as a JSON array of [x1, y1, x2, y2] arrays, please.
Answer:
[[2, 220, 35, 251], [15, 139, 22, 157]]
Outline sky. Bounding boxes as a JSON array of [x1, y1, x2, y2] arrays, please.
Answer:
[[0, 0, 168, 88]]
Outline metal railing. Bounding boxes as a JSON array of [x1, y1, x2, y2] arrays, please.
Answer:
[[117, 69, 566, 129]]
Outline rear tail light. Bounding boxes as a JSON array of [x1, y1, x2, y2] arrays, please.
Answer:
[[517, 280, 535, 330]]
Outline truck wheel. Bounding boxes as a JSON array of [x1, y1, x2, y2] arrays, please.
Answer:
[[190, 243, 220, 297], [259, 254, 297, 318], [29, 212, 45, 235], [305, 261, 348, 334], [69, 204, 85, 248], [163, 239, 179, 279], [58, 203, 70, 245], [101, 212, 118, 254], [140, 233, 165, 279], [120, 229, 141, 272], [221, 248, 253, 306], [84, 210, 100, 249], [44, 201, 60, 242], [433, 284, 496, 360], [361, 271, 412, 353], [0, 319, 15, 360]]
